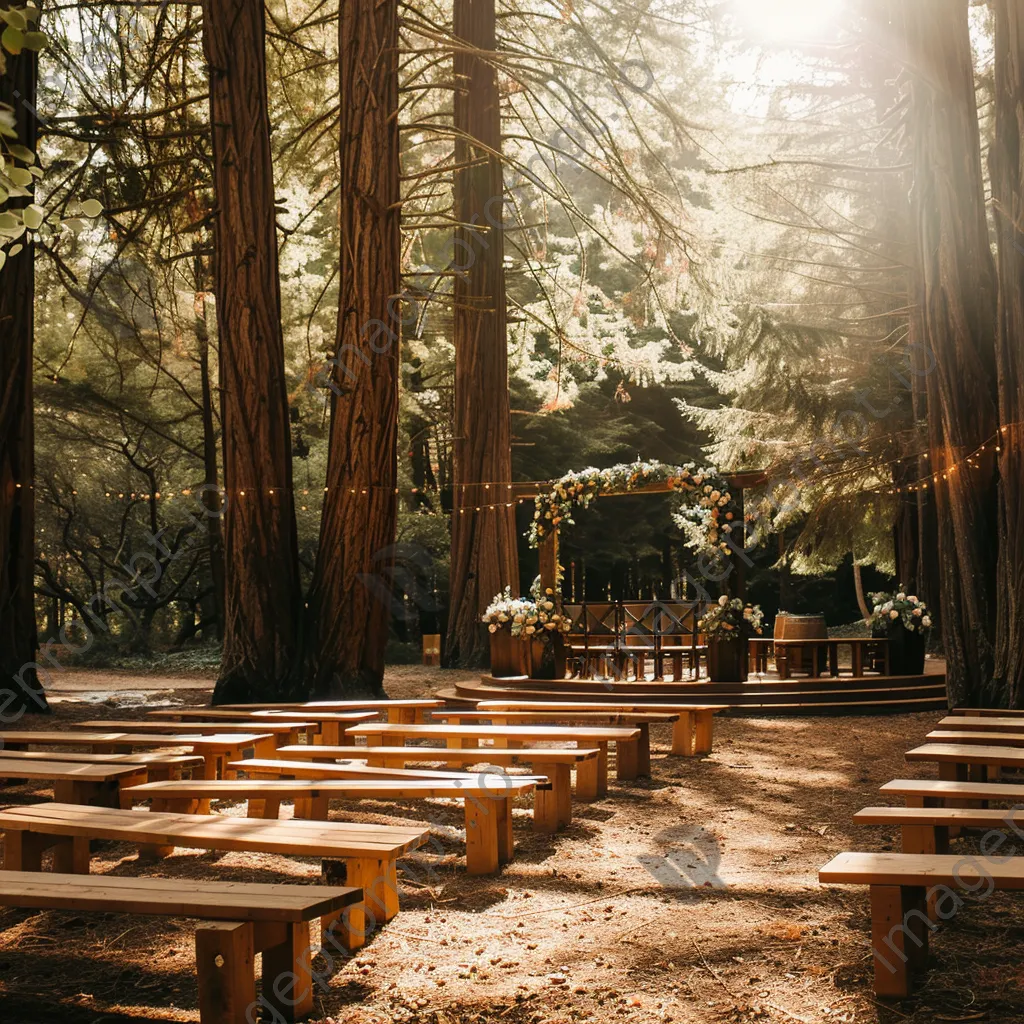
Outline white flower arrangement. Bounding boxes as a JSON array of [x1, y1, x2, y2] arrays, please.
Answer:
[[698, 598, 765, 643], [527, 459, 749, 557], [482, 586, 571, 639], [867, 589, 934, 634]]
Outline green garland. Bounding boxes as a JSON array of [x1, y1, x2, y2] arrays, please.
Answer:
[[528, 459, 748, 555]]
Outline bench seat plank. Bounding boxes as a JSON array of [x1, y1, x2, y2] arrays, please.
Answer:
[[938, 716, 1024, 732], [0, 757, 149, 783], [0, 868, 359, 921], [854, 805, 1024, 828], [881, 778, 1024, 803], [928, 729, 1024, 746], [0, 750, 204, 770], [819, 850, 1024, 887]]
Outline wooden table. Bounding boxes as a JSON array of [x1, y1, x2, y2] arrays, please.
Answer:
[[0, 757, 149, 808], [345, 722, 645, 782], [475, 700, 726, 756], [147, 709, 378, 745], [76, 718, 319, 747], [219, 699, 443, 723], [772, 637, 888, 678], [126, 776, 538, 874]]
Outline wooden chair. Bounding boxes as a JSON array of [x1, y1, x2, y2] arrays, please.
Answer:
[[0, 869, 360, 1023], [580, 602, 624, 679], [560, 602, 588, 678]]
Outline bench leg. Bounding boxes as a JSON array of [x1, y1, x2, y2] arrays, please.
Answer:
[[671, 713, 695, 756], [616, 738, 640, 781], [259, 920, 315, 1021], [494, 797, 514, 865], [195, 920, 256, 1024], [694, 712, 715, 755], [464, 798, 500, 875], [52, 835, 91, 874], [869, 884, 929, 998], [900, 825, 949, 920], [533, 763, 571, 833], [4, 831, 52, 871], [636, 723, 651, 776], [294, 795, 329, 821], [575, 758, 600, 802], [596, 743, 609, 796], [322, 855, 399, 951]]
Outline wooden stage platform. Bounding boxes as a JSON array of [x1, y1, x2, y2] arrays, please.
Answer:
[[438, 660, 948, 717]]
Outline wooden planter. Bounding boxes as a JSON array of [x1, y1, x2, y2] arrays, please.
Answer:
[[527, 634, 558, 680], [489, 629, 528, 678], [707, 638, 749, 683], [885, 626, 926, 676]]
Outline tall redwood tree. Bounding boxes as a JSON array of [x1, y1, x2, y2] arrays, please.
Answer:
[[990, 0, 1024, 705], [446, 0, 518, 666], [900, 0, 1000, 706], [203, 0, 303, 704], [1, 13, 49, 716], [303, 0, 400, 697]]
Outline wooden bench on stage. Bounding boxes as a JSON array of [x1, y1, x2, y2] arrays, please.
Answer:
[[220, 699, 443, 723], [147, 708, 379, 745], [0, 869, 360, 1023], [77, 717, 320, 747], [266, 745, 598, 825], [125, 776, 539, 873], [819, 852, 1024, 997], [906, 742, 1024, 782], [0, 802, 428, 949], [476, 700, 727, 756], [345, 722, 645, 781], [772, 637, 889, 679], [0, 749, 204, 780], [0, 757, 150, 808], [0, 731, 275, 786]]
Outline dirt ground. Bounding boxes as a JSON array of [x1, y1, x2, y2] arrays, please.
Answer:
[[2, 667, 1022, 1024]]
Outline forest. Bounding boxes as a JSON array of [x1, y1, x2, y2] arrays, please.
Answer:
[[2, 0, 1023, 710]]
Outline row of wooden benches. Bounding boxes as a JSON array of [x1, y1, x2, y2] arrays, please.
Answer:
[[820, 706, 1024, 998], [0, 696, 726, 1022]]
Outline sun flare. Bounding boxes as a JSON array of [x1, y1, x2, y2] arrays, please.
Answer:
[[731, 0, 843, 42]]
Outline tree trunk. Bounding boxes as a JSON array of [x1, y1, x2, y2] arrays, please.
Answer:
[[901, 0, 1001, 706], [991, 0, 1024, 706], [446, 0, 518, 666], [194, 253, 224, 641], [0, 13, 49, 716], [302, 0, 400, 698], [203, 0, 303, 704], [853, 561, 871, 622]]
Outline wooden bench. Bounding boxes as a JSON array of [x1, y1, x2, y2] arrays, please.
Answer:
[[774, 637, 888, 678], [0, 869, 360, 1023], [906, 742, 1024, 782], [147, 709, 379, 745], [77, 718, 320, 746], [0, 749, 204, 780], [881, 778, 1024, 807], [0, 802, 428, 949], [0, 731, 275, 784], [345, 722, 645, 781], [819, 852, 1024, 997], [220, 698, 443, 723], [264, 746, 597, 828], [937, 715, 1024, 733], [476, 700, 727, 756], [274, 742, 603, 797], [434, 710, 675, 774], [928, 729, 1024, 750], [854, 804, 1024, 855], [954, 707, 1024, 717], [125, 776, 539, 874], [0, 757, 150, 808]]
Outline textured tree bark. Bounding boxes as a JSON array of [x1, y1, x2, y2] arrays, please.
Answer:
[[302, 0, 400, 698], [203, 0, 303, 704], [990, 0, 1024, 706], [446, 0, 518, 667], [0, 21, 49, 716], [901, 0, 1000, 706]]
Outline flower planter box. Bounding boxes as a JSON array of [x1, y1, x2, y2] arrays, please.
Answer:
[[882, 627, 926, 676], [489, 630, 528, 678], [708, 639, 749, 683]]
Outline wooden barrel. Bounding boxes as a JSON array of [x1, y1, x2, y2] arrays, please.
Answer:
[[774, 613, 827, 640]]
